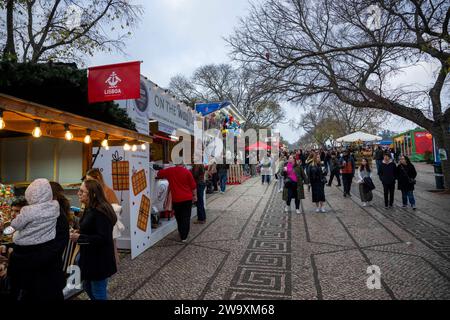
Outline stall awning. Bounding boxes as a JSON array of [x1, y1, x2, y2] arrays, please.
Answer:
[[245, 141, 272, 151], [336, 131, 382, 143], [0, 93, 152, 145]]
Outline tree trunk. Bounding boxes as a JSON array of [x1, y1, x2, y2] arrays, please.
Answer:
[[2, 0, 17, 61], [432, 123, 450, 190]]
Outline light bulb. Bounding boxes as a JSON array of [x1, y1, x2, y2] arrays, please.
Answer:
[[123, 143, 131, 151], [105, 145, 110, 151], [32, 121, 42, 138], [141, 144, 147, 150], [101, 139, 109, 148], [84, 134, 92, 144], [84, 129, 92, 144], [65, 130, 74, 141], [0, 117, 5, 130], [131, 144, 137, 152]]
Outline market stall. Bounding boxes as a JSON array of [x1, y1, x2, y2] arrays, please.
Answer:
[[0, 92, 153, 296], [393, 129, 433, 162]]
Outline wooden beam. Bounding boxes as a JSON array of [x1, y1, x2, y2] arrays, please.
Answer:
[[0, 93, 153, 143]]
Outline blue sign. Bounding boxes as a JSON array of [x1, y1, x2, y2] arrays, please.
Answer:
[[195, 101, 231, 116]]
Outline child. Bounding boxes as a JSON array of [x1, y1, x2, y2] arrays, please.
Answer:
[[10, 179, 60, 246]]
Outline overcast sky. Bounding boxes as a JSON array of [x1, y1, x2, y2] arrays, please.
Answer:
[[87, 0, 439, 143]]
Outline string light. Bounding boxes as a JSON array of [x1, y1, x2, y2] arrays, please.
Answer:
[[0, 110, 5, 130], [131, 144, 137, 152], [84, 129, 92, 144], [123, 142, 131, 151], [101, 134, 109, 148], [32, 120, 42, 138], [141, 143, 147, 150], [64, 124, 73, 141]]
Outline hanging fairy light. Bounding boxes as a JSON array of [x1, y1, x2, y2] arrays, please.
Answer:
[[64, 124, 74, 141], [101, 134, 109, 148], [131, 144, 138, 152], [32, 120, 42, 138], [123, 142, 131, 151], [141, 143, 147, 151], [84, 129, 92, 144], [0, 109, 5, 130]]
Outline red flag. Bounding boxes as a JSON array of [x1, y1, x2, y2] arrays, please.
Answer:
[[88, 61, 140, 103]]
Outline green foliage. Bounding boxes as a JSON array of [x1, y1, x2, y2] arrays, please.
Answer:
[[0, 61, 136, 131]]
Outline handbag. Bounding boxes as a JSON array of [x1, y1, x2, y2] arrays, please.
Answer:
[[363, 177, 376, 191], [401, 165, 416, 185]]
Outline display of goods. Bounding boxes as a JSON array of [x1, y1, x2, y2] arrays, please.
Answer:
[[111, 151, 130, 191], [132, 169, 147, 196]]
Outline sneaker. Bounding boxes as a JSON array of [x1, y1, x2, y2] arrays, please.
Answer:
[[285, 206, 290, 212], [320, 208, 326, 213], [194, 220, 206, 225], [315, 208, 320, 213], [412, 206, 417, 211], [296, 209, 301, 214], [343, 193, 347, 198], [362, 202, 367, 207], [385, 206, 389, 210], [181, 239, 188, 243], [402, 205, 407, 208]]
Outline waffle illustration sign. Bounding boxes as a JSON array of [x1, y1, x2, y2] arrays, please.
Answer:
[[111, 151, 129, 191], [137, 195, 151, 232], [132, 169, 147, 196]]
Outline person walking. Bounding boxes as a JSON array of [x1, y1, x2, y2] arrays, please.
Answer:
[[216, 162, 230, 194], [70, 179, 117, 300], [157, 164, 197, 242], [374, 146, 384, 175], [357, 158, 374, 207], [260, 153, 273, 185], [307, 154, 327, 213], [340, 150, 356, 197], [379, 153, 397, 209], [192, 164, 207, 224], [283, 157, 307, 214], [397, 155, 418, 210], [327, 152, 342, 187], [276, 156, 287, 193]]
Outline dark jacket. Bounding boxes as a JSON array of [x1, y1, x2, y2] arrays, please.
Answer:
[[216, 164, 230, 176], [192, 165, 206, 185], [307, 164, 326, 184], [282, 165, 308, 201], [77, 208, 117, 281], [330, 157, 340, 173], [7, 211, 69, 301], [339, 156, 355, 175], [379, 161, 397, 185], [397, 163, 417, 191], [374, 149, 384, 161]]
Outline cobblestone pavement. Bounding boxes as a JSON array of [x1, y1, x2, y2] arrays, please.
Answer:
[[85, 163, 450, 300]]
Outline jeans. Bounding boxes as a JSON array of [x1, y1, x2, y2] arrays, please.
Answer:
[[287, 182, 300, 210], [262, 175, 271, 184], [401, 190, 416, 207], [328, 170, 341, 186], [342, 174, 353, 195], [277, 176, 284, 192], [383, 183, 395, 207], [212, 173, 219, 191], [84, 279, 108, 300], [173, 201, 193, 240], [219, 173, 227, 192], [196, 183, 206, 221]]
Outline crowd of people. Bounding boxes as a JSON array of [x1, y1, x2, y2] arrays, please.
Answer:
[[271, 145, 418, 213]]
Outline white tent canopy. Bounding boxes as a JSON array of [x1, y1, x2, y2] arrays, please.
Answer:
[[336, 131, 382, 143]]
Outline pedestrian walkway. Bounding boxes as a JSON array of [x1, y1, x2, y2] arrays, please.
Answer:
[[79, 164, 450, 300]]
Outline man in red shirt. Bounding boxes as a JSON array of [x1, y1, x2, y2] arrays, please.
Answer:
[[157, 164, 197, 242]]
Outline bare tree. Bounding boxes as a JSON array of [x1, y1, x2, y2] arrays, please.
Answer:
[[169, 63, 285, 129], [229, 0, 450, 188], [1, 0, 143, 63]]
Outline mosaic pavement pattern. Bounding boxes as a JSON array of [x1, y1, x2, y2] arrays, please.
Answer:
[[76, 163, 450, 300]]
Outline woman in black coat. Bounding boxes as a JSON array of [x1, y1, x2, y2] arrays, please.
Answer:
[[307, 154, 328, 213], [379, 153, 397, 209], [396, 155, 418, 210], [70, 179, 117, 300], [7, 182, 70, 301]]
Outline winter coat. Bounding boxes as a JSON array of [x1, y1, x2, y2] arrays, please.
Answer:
[[330, 158, 340, 173], [11, 179, 60, 246], [260, 157, 273, 176], [283, 165, 308, 201], [397, 163, 417, 191], [77, 207, 117, 281], [379, 161, 397, 185]]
